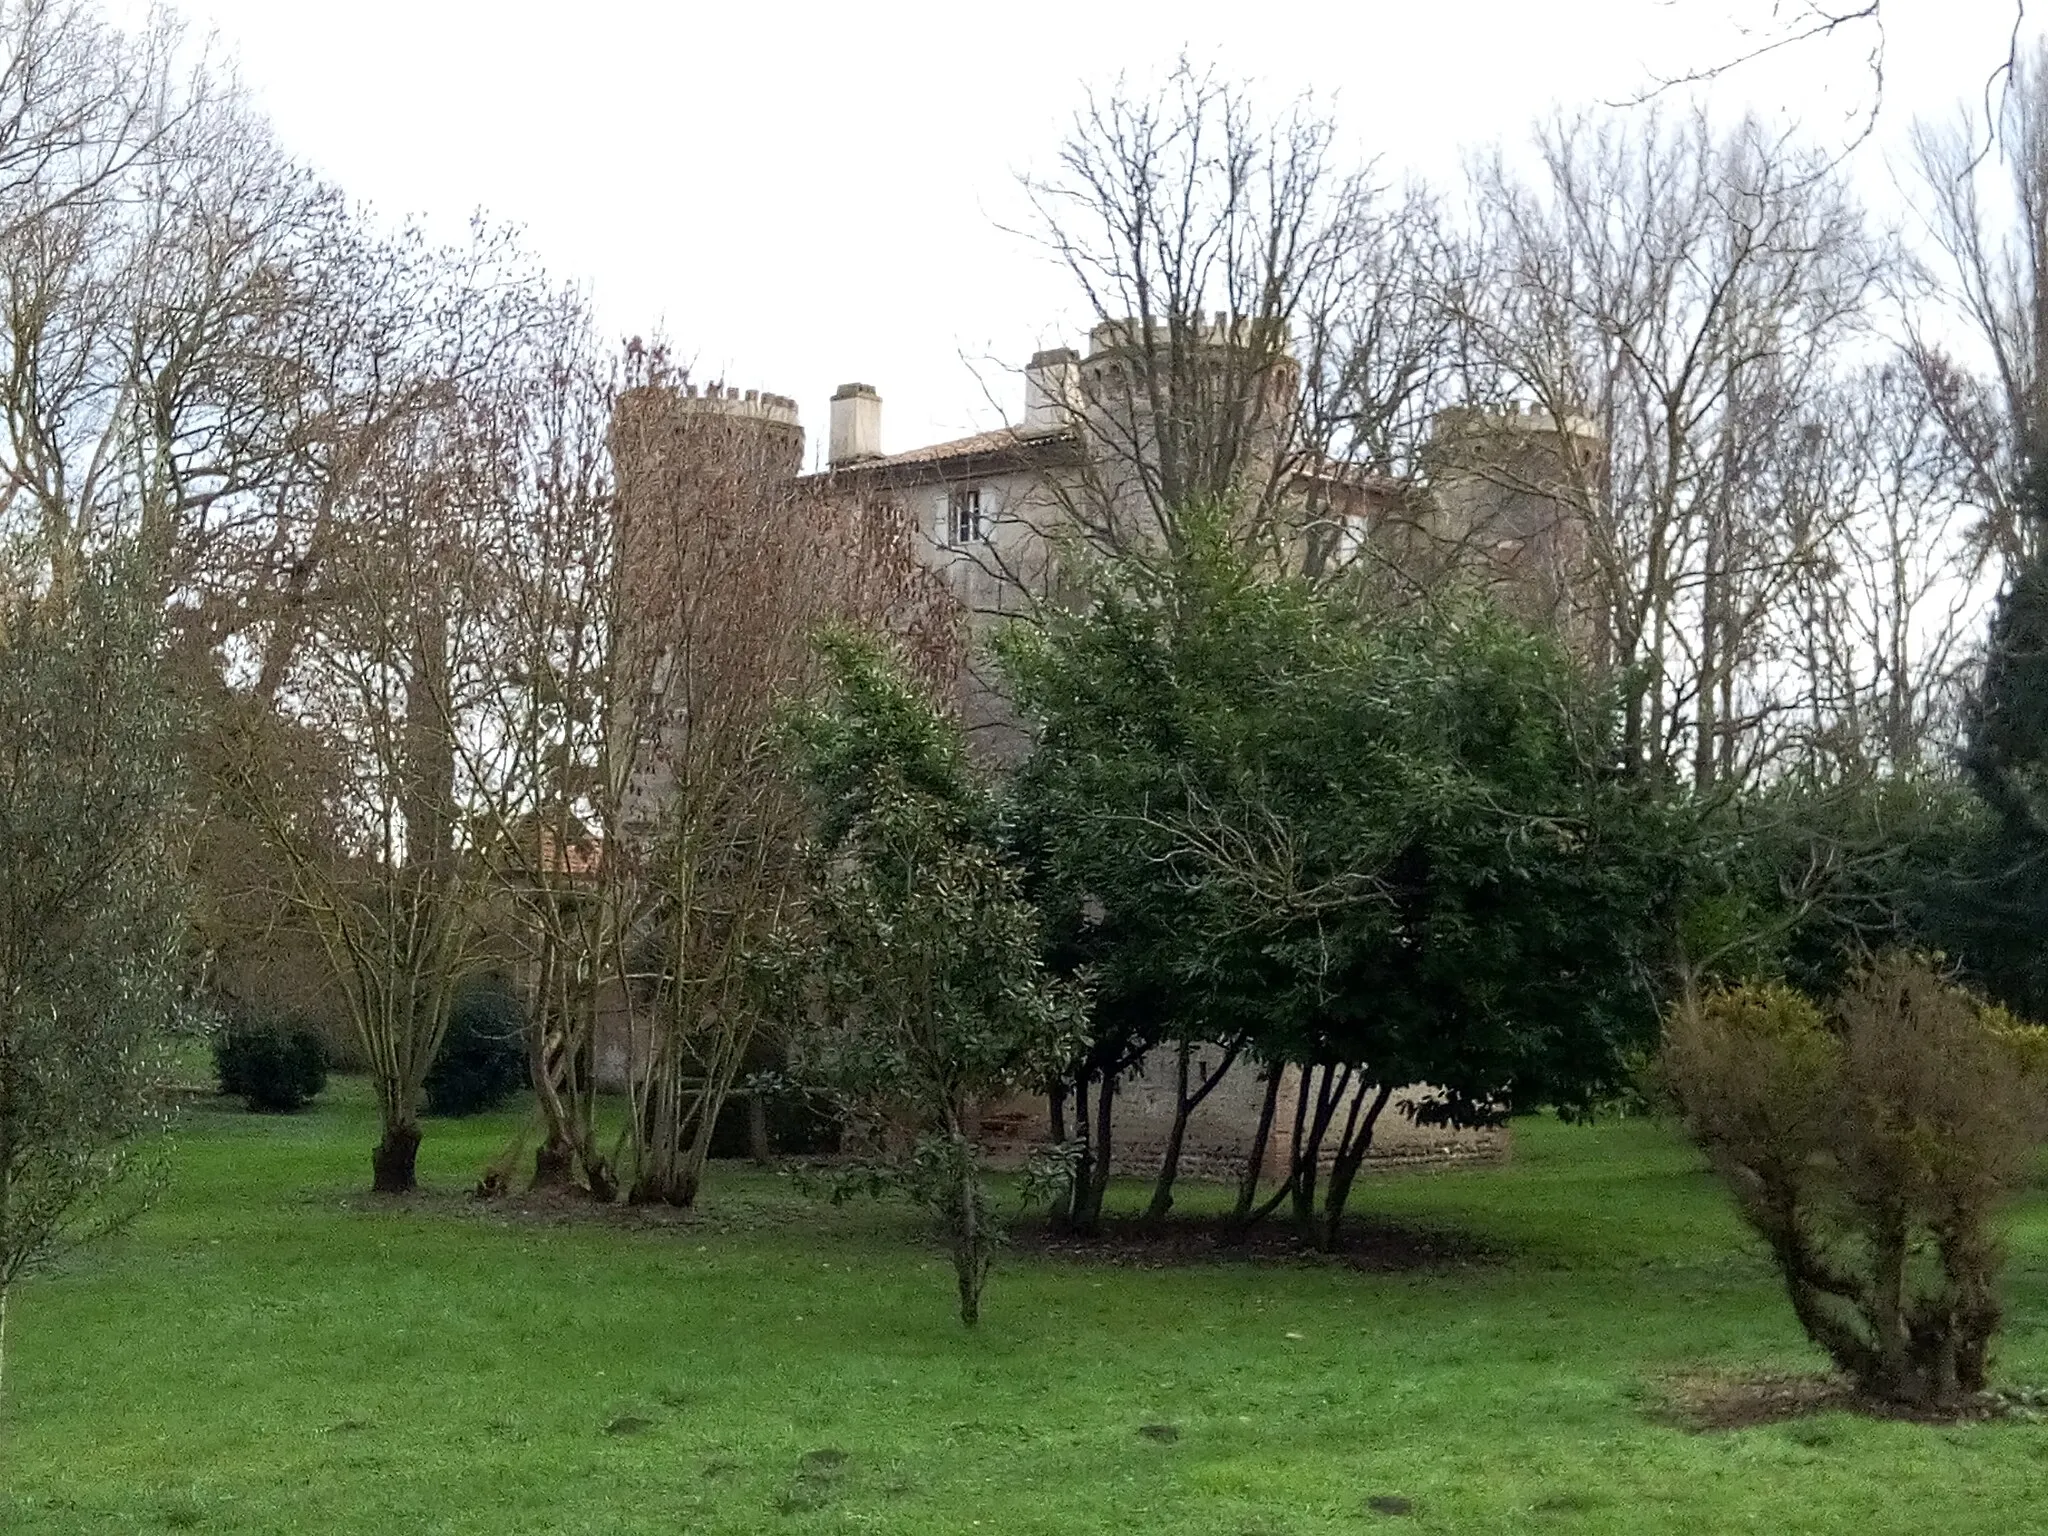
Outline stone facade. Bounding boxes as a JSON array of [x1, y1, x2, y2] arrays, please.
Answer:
[[613, 327, 1592, 1179], [977, 1058, 1509, 1181]]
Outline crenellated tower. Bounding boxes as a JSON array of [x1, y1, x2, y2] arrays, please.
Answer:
[[609, 381, 806, 836], [1421, 400, 1602, 630]]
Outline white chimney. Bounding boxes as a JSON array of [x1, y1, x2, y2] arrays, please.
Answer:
[[829, 382, 882, 466], [1022, 347, 1080, 435]]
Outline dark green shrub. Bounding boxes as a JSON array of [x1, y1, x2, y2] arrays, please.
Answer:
[[213, 1013, 328, 1113], [766, 1088, 843, 1155], [424, 976, 526, 1117], [708, 1079, 844, 1159]]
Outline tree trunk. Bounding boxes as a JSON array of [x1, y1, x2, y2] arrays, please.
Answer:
[[644, 1032, 750, 1212], [954, 1240, 983, 1326], [1145, 1040, 1196, 1224], [1231, 1065, 1284, 1227], [1146, 1037, 1244, 1224], [372, 1120, 422, 1194], [936, 1119, 989, 1328], [526, 961, 577, 1195], [953, 1163, 986, 1328], [747, 1095, 772, 1165], [1318, 1083, 1394, 1251], [1056, 1074, 1092, 1232], [1944, 1217, 1999, 1398], [1281, 1066, 1315, 1226], [1072, 1070, 1118, 1234], [1290, 1065, 1350, 1232], [1289, 1076, 1319, 1229], [630, 1160, 700, 1209], [628, 1060, 695, 1207], [1046, 1083, 1073, 1225], [528, 990, 607, 1195], [532, 1133, 577, 1190], [1870, 1211, 1909, 1397]]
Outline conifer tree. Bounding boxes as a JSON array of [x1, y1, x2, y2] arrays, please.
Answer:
[[1959, 470, 2048, 1017]]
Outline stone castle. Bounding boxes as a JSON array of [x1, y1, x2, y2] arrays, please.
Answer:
[[637, 323, 1599, 758], [619, 324, 1601, 1175]]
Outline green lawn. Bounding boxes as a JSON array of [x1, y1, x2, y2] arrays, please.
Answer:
[[5, 1080, 2046, 1534]]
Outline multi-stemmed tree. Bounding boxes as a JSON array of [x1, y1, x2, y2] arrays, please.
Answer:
[[604, 353, 959, 1208], [213, 233, 565, 1192], [1004, 513, 1688, 1245]]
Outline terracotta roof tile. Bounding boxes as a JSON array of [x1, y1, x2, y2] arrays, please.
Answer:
[[866, 428, 1026, 467], [813, 425, 1079, 478]]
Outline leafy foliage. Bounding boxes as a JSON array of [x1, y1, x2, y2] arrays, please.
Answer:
[[1954, 467, 2048, 1018], [1001, 512, 1689, 1242], [0, 555, 184, 1335], [1661, 955, 2048, 1408], [423, 975, 527, 1118], [1679, 770, 1986, 996], [213, 1012, 329, 1114], [778, 632, 1085, 1324]]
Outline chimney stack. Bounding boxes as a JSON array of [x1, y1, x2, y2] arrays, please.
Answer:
[[829, 383, 882, 466], [1022, 347, 1080, 435]]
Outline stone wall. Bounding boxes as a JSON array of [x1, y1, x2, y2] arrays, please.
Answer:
[[982, 1048, 1509, 1179]]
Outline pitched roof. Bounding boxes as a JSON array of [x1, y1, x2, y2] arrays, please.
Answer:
[[809, 425, 1081, 481], [863, 427, 1030, 467]]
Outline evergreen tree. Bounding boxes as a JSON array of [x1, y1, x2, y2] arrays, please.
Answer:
[[779, 633, 1084, 1325], [1003, 512, 1692, 1247], [1958, 468, 2048, 1017], [0, 552, 184, 1403]]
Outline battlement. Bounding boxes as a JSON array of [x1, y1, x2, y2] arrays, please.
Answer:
[[613, 380, 806, 481], [1431, 400, 1600, 446], [1084, 312, 1290, 358], [670, 382, 802, 426]]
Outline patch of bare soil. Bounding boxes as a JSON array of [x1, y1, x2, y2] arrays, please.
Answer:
[[324, 1176, 815, 1236], [1645, 1368, 2048, 1431], [1011, 1212, 1510, 1273]]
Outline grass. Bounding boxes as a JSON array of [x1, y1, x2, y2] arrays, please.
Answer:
[[4, 1079, 2046, 1534]]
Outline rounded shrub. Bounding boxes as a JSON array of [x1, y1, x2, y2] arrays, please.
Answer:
[[708, 1083, 844, 1159], [213, 1012, 329, 1113], [1662, 955, 2048, 1409], [424, 975, 527, 1117]]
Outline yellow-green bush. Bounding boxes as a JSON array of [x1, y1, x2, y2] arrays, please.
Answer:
[[1660, 954, 2048, 1409]]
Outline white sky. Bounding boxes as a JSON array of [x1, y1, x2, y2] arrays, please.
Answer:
[[138, 0, 2038, 467]]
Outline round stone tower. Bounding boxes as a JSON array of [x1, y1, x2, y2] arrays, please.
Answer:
[[1070, 312, 1299, 540], [1422, 401, 1602, 627], [608, 381, 805, 838], [613, 382, 804, 487]]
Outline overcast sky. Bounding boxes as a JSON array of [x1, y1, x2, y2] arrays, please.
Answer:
[[136, 0, 2038, 467]]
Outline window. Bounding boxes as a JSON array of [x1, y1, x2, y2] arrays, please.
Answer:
[[946, 485, 985, 545]]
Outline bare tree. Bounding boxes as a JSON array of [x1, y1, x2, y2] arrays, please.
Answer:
[[1018, 62, 1378, 567], [1909, 41, 2048, 565], [455, 311, 624, 1197], [1777, 364, 1990, 770], [1299, 183, 1468, 484], [1454, 109, 1880, 787], [605, 348, 958, 1208], [213, 227, 560, 1193]]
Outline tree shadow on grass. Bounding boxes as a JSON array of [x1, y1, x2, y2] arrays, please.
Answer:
[[321, 1177, 823, 1237], [1009, 1212, 1514, 1273]]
